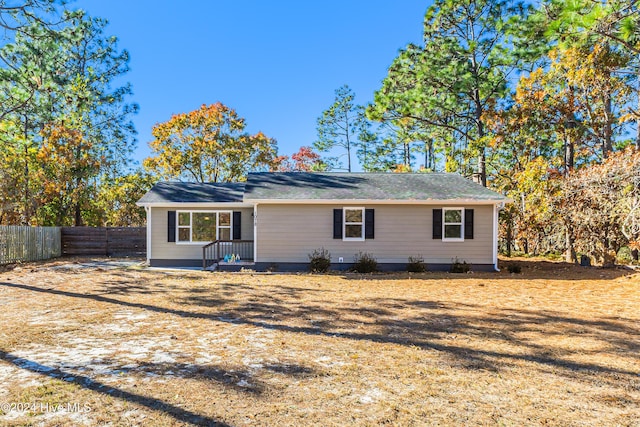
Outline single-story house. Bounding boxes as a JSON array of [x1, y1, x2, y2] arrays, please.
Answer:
[[136, 172, 509, 271]]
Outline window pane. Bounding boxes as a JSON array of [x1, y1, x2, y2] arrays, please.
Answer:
[[178, 212, 190, 226], [345, 224, 363, 238], [219, 227, 231, 241], [178, 228, 190, 242], [192, 213, 217, 242], [444, 224, 462, 238], [219, 212, 231, 226], [444, 209, 462, 223], [345, 209, 362, 223]]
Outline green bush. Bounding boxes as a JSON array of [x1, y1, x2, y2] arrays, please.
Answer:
[[353, 252, 378, 273], [450, 257, 470, 273], [308, 248, 331, 273], [266, 263, 278, 272], [407, 255, 427, 273], [507, 263, 522, 274], [616, 247, 635, 265]]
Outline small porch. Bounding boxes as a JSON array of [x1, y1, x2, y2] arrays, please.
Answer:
[[202, 240, 254, 271]]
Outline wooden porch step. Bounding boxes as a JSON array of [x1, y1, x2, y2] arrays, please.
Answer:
[[204, 262, 218, 271]]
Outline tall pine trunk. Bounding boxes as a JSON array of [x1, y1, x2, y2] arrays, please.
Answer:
[[424, 140, 435, 170], [637, 63, 640, 149], [505, 210, 513, 257], [22, 115, 31, 225], [475, 96, 487, 187], [74, 176, 83, 227], [563, 115, 576, 263], [601, 43, 613, 157], [565, 226, 577, 263], [602, 69, 613, 157], [603, 94, 613, 157]]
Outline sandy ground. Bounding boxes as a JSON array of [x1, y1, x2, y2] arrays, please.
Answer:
[[0, 257, 638, 426]]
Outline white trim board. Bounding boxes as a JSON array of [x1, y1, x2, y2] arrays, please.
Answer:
[[145, 206, 152, 263], [245, 199, 510, 205], [138, 200, 510, 207], [493, 204, 499, 271], [136, 202, 254, 208]]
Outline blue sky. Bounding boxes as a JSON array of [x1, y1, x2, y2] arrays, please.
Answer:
[[73, 1, 429, 169]]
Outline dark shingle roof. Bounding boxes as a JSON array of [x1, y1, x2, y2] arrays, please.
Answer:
[[243, 172, 507, 201], [138, 173, 508, 204], [138, 181, 245, 204]]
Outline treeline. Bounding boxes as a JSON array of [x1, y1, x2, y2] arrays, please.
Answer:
[[310, 0, 639, 264], [0, 2, 292, 227], [0, 0, 148, 227], [2, 1, 638, 264]]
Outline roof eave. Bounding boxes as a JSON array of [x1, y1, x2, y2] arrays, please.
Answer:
[[243, 198, 510, 205], [135, 202, 254, 208]]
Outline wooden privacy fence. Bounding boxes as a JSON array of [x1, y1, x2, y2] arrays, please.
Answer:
[[0, 226, 61, 265], [62, 227, 146, 256]]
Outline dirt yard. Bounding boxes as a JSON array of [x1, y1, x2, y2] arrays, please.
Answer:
[[0, 258, 638, 426]]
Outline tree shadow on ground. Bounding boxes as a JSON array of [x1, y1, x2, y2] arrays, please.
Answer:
[[1, 279, 638, 393], [0, 350, 232, 426]]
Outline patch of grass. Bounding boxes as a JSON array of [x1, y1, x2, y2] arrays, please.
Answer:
[[18, 380, 81, 406], [543, 251, 564, 261]]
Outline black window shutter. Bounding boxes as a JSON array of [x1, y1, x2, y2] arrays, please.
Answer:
[[167, 211, 176, 242], [464, 208, 474, 239], [233, 211, 242, 240], [333, 209, 342, 239], [365, 209, 375, 239], [432, 209, 442, 239]]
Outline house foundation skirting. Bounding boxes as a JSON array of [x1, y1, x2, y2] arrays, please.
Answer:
[[253, 262, 497, 273], [150, 259, 202, 268], [150, 259, 497, 272]]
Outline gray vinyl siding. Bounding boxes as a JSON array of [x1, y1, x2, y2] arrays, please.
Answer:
[[255, 204, 494, 264], [150, 207, 253, 260]]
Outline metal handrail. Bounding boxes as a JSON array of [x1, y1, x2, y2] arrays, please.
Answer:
[[202, 240, 254, 269], [202, 240, 219, 269]]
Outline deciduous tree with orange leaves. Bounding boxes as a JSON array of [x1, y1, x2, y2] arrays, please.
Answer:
[[271, 146, 326, 172], [144, 103, 278, 182], [36, 123, 101, 226], [562, 148, 640, 265]]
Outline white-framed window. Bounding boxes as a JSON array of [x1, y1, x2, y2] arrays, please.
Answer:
[[176, 211, 232, 244], [343, 207, 365, 241], [443, 208, 464, 242]]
